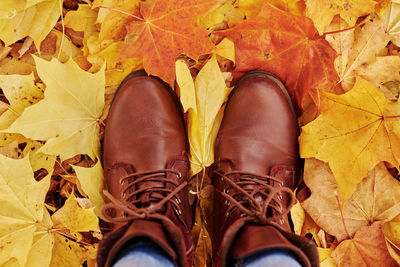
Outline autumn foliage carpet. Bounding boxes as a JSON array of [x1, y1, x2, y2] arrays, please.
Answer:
[[1, 0, 400, 266]]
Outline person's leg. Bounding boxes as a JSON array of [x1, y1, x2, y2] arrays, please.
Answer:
[[113, 241, 175, 267], [235, 249, 301, 267]]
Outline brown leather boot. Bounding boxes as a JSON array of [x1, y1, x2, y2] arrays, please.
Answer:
[[97, 72, 194, 267], [212, 71, 319, 267]]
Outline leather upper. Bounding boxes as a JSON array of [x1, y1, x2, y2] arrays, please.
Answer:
[[98, 73, 194, 267], [212, 71, 318, 267]]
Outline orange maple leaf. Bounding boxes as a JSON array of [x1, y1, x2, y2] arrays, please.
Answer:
[[217, 3, 338, 110], [120, 0, 216, 85]]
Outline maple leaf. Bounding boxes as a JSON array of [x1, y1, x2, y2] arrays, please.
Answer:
[[383, 0, 400, 46], [0, 73, 44, 129], [326, 16, 392, 91], [300, 77, 400, 202], [302, 159, 400, 241], [0, 0, 61, 47], [4, 56, 105, 161], [176, 56, 231, 176], [217, 3, 338, 109], [0, 154, 52, 266], [97, 0, 141, 41], [121, 0, 216, 85], [304, 0, 377, 34], [51, 193, 100, 235], [64, 4, 98, 41], [331, 222, 397, 266]]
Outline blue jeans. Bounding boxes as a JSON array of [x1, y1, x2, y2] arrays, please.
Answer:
[[113, 241, 301, 267]]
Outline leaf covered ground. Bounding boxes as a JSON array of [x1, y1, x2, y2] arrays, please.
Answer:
[[0, 0, 400, 266]]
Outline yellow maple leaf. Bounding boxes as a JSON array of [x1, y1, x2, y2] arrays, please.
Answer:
[[64, 4, 98, 41], [0, 154, 52, 266], [176, 55, 231, 176], [4, 56, 105, 161], [49, 234, 97, 267], [52, 193, 100, 235], [305, 0, 377, 34], [300, 77, 400, 203], [0, 73, 44, 130], [0, 0, 61, 47]]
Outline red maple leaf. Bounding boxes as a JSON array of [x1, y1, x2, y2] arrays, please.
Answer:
[[121, 0, 216, 85], [217, 4, 339, 110]]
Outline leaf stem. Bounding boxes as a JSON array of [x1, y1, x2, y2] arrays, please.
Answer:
[[334, 191, 351, 240], [323, 18, 367, 36]]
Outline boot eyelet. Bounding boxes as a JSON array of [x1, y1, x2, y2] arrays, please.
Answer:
[[223, 188, 229, 194], [121, 192, 126, 198], [176, 198, 181, 204], [225, 200, 230, 207], [280, 218, 285, 224], [278, 206, 283, 212], [177, 172, 182, 179], [279, 182, 283, 187], [119, 179, 124, 185], [176, 209, 182, 216], [277, 194, 282, 201]]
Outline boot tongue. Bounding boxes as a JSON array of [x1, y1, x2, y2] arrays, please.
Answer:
[[121, 163, 167, 210]]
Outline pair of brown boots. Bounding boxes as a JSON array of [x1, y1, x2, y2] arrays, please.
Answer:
[[96, 71, 319, 267]]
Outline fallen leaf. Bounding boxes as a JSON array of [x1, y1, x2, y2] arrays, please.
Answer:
[[383, 0, 400, 46], [305, 0, 377, 34], [331, 222, 397, 266], [121, 0, 216, 85], [49, 234, 97, 267], [0, 73, 44, 129], [217, 3, 338, 109], [176, 56, 230, 176], [65, 4, 98, 40], [51, 193, 100, 234], [215, 38, 235, 63], [72, 161, 106, 217], [300, 77, 400, 202], [98, 0, 141, 41], [0, 0, 61, 47], [4, 56, 105, 161], [0, 154, 52, 266], [290, 200, 305, 235], [303, 159, 400, 241], [383, 214, 400, 265], [327, 16, 391, 91]]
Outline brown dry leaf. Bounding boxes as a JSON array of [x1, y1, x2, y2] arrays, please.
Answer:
[[332, 222, 397, 266], [327, 16, 392, 91], [302, 159, 400, 241]]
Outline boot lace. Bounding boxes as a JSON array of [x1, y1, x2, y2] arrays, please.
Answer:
[[216, 170, 295, 225], [102, 169, 187, 224]]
